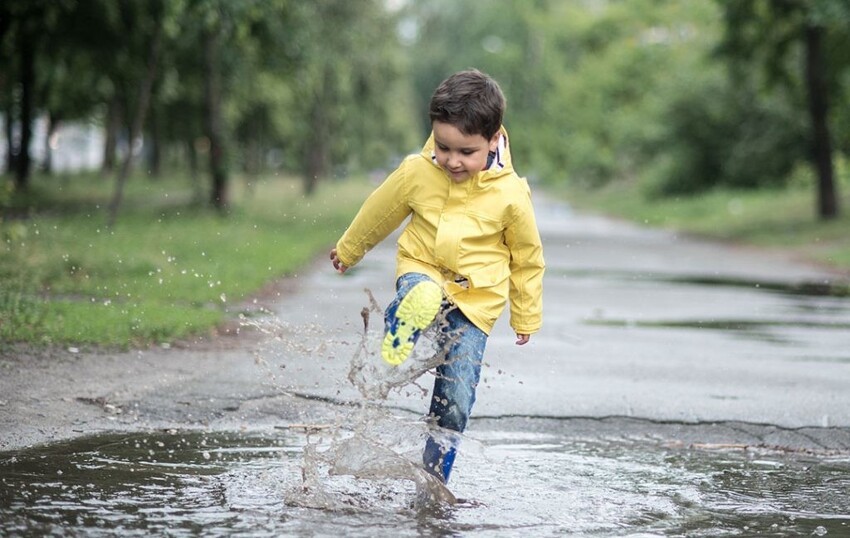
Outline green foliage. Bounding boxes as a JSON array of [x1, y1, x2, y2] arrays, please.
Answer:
[[642, 66, 807, 196], [280, 0, 416, 188], [8, 0, 840, 204], [399, 0, 847, 214], [717, 0, 850, 218], [0, 172, 370, 347], [2, 0, 416, 201], [402, 0, 727, 187], [154, 0, 416, 191]]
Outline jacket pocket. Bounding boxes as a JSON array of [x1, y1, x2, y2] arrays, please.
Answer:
[[467, 260, 511, 289]]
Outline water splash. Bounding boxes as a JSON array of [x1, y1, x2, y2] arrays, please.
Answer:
[[289, 409, 457, 511], [243, 288, 462, 509], [346, 288, 456, 401]]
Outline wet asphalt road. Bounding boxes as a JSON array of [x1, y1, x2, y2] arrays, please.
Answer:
[[274, 195, 850, 430], [2, 195, 850, 452]]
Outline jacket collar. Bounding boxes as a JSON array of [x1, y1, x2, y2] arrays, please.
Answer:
[[421, 125, 514, 183]]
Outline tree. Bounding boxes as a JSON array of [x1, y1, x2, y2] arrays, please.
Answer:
[[0, 0, 67, 190], [719, 0, 850, 220], [402, 0, 721, 187], [169, 0, 295, 208], [107, 1, 165, 227], [285, 0, 414, 195], [2, 0, 416, 207], [201, 15, 227, 209]]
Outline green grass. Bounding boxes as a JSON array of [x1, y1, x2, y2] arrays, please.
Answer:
[[562, 181, 850, 273], [1, 172, 371, 348]]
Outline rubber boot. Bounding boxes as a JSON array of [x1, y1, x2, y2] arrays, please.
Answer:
[[423, 436, 457, 484]]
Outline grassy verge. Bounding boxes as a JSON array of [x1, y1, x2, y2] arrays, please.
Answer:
[[1, 172, 371, 349], [561, 181, 850, 273]]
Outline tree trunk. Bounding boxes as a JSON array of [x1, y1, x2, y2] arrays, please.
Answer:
[[244, 136, 259, 198], [43, 113, 59, 174], [101, 96, 121, 176], [107, 22, 162, 228], [0, 8, 11, 175], [304, 140, 325, 196], [4, 104, 15, 174], [186, 138, 203, 203], [803, 24, 838, 220], [203, 25, 228, 210], [0, 6, 10, 46], [147, 107, 161, 178], [14, 34, 34, 191], [303, 69, 332, 196]]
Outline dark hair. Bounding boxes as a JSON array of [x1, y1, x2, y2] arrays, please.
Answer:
[[428, 69, 506, 139]]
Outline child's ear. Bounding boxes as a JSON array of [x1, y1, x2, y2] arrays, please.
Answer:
[[488, 132, 500, 152]]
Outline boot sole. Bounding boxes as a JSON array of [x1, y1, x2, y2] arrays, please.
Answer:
[[381, 280, 442, 365]]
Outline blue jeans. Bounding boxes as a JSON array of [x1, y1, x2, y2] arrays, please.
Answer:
[[385, 273, 487, 483]]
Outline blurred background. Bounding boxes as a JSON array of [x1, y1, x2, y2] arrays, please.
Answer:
[[1, 0, 849, 346]]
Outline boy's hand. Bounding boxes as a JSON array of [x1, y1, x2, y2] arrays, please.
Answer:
[[329, 248, 348, 274], [516, 333, 530, 346]]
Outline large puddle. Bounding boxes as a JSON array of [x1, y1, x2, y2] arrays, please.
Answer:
[[2, 423, 849, 536]]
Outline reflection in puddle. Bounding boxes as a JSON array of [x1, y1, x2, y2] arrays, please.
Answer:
[[556, 267, 850, 345], [2, 426, 849, 536], [552, 269, 850, 298], [584, 318, 850, 345], [587, 319, 850, 331]]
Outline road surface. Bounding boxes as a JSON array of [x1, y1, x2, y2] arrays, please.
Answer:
[[2, 195, 849, 452]]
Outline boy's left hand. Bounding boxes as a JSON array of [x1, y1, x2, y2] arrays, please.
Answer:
[[329, 248, 348, 274], [515, 334, 530, 346]]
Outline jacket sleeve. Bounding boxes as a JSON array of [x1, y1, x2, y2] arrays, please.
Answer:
[[504, 180, 545, 334], [335, 160, 412, 268]]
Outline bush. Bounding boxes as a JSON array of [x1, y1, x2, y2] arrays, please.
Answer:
[[643, 74, 807, 197]]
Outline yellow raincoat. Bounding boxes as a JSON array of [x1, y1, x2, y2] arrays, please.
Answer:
[[335, 127, 544, 335]]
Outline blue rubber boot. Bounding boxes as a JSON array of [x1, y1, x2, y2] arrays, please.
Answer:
[[423, 436, 457, 483]]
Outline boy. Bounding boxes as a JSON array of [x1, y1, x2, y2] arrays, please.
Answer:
[[330, 69, 544, 484]]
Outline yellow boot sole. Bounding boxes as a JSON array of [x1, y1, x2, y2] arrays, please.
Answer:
[[381, 280, 442, 365]]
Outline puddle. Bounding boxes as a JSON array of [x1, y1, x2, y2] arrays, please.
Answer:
[[551, 269, 850, 298], [585, 318, 850, 342], [2, 426, 849, 536], [550, 268, 850, 346]]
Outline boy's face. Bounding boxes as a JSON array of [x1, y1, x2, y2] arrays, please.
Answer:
[[432, 121, 499, 183]]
